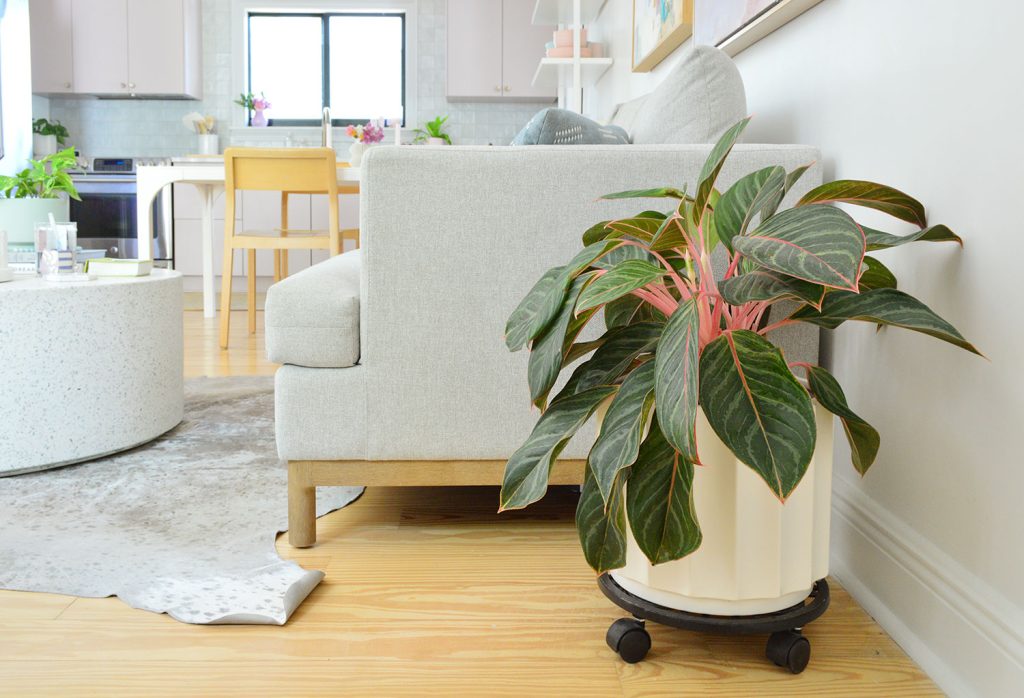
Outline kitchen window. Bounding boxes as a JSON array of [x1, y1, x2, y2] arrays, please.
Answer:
[[247, 11, 406, 126]]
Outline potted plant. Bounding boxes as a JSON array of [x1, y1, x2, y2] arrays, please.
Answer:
[[0, 148, 81, 243], [32, 118, 70, 157], [236, 92, 270, 127], [499, 117, 980, 619], [413, 115, 452, 145], [344, 121, 385, 167]]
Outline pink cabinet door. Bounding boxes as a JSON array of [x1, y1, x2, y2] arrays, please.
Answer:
[[70, 0, 128, 94], [501, 0, 556, 100], [447, 0, 503, 99], [29, 0, 75, 93], [127, 0, 185, 95]]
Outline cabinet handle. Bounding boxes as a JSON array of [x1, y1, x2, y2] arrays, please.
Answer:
[[120, 82, 127, 88], [128, 82, 136, 89], [504, 85, 511, 92], [64, 82, 71, 89], [493, 85, 501, 92]]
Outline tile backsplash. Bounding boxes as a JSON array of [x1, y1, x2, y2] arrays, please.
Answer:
[[39, 0, 551, 158]]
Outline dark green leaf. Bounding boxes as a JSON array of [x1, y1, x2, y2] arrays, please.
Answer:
[[575, 465, 627, 573], [626, 420, 702, 564], [564, 338, 606, 365], [505, 267, 564, 351], [699, 330, 817, 499], [734, 205, 865, 291], [805, 365, 880, 476], [589, 361, 657, 502], [593, 244, 660, 270], [577, 260, 666, 313], [604, 295, 667, 329], [715, 166, 786, 251], [718, 269, 826, 309], [500, 386, 617, 511], [863, 224, 962, 251], [650, 214, 690, 252], [692, 117, 752, 227], [601, 187, 688, 200], [528, 273, 597, 409], [790, 288, 982, 355], [603, 211, 667, 244], [560, 323, 663, 396], [798, 180, 927, 227], [858, 256, 898, 291], [582, 220, 612, 245], [655, 298, 701, 459]]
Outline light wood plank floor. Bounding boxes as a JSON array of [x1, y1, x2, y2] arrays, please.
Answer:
[[0, 311, 940, 697]]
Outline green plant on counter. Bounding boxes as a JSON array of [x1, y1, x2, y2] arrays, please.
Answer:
[[0, 148, 81, 200], [499, 116, 981, 573], [413, 115, 452, 145], [32, 118, 70, 146]]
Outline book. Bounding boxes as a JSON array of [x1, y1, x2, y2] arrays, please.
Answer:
[[83, 258, 153, 277]]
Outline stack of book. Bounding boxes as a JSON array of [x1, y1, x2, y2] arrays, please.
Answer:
[[83, 258, 153, 277]]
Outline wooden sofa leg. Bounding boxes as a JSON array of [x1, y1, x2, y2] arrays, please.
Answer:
[[288, 462, 317, 548]]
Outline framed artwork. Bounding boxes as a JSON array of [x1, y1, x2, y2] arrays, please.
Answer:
[[694, 0, 823, 56], [632, 0, 695, 73]]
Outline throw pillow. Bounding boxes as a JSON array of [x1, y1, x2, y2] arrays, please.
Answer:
[[511, 109, 630, 146]]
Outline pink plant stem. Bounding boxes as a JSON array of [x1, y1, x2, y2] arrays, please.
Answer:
[[618, 239, 690, 299], [758, 318, 797, 335], [724, 252, 742, 280], [632, 289, 677, 316]]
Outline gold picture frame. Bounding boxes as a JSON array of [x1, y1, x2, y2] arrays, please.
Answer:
[[632, 0, 695, 73]]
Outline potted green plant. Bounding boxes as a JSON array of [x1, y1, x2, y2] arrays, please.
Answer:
[[32, 118, 70, 157], [413, 115, 452, 145], [0, 148, 81, 243], [500, 117, 980, 617]]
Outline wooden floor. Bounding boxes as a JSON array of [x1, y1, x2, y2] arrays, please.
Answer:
[[0, 311, 940, 697]]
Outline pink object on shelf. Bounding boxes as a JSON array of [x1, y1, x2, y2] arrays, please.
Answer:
[[553, 27, 587, 48], [547, 46, 594, 58], [589, 42, 604, 58]]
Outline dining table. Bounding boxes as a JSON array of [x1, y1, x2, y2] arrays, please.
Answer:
[[136, 156, 360, 318]]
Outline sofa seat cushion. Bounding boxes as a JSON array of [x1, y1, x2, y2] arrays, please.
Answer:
[[265, 249, 361, 368]]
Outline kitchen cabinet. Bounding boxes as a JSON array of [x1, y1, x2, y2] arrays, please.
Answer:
[[446, 0, 555, 101], [34, 0, 201, 98], [29, 0, 75, 94]]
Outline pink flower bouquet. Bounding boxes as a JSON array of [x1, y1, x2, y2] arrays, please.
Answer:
[[345, 120, 385, 144]]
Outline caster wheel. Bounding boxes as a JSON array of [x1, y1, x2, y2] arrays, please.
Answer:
[[766, 630, 811, 674], [606, 618, 651, 664]]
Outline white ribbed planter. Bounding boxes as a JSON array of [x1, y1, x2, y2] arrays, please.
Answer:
[[612, 403, 834, 616]]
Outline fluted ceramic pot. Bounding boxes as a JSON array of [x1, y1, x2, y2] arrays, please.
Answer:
[[612, 403, 834, 616]]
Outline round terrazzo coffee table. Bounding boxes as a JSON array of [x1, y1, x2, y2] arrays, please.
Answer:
[[0, 270, 184, 476]]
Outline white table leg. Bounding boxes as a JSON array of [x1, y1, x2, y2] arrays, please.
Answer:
[[198, 184, 222, 319]]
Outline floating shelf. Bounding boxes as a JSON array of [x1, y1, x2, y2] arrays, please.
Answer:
[[532, 0, 607, 26], [532, 57, 613, 90]]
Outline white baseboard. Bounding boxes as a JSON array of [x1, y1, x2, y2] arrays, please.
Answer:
[[830, 482, 1024, 697]]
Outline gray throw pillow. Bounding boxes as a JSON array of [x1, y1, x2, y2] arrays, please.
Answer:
[[511, 108, 630, 146]]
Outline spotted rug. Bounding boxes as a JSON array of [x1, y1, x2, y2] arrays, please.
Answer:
[[0, 376, 362, 625]]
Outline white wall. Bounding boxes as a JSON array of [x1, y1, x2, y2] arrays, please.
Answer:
[[590, 1, 1023, 695], [1, 0, 33, 175]]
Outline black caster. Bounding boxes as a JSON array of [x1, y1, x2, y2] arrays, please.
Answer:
[[606, 618, 652, 663], [766, 630, 811, 674]]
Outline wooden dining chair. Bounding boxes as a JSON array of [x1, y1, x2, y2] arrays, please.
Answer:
[[219, 147, 358, 349]]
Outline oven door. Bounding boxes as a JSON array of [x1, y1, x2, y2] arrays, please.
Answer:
[[70, 177, 173, 261]]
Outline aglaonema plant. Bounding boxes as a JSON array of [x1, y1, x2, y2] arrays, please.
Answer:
[[499, 117, 981, 573]]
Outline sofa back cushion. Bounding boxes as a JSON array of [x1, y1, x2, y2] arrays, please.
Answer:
[[511, 108, 631, 145], [628, 45, 747, 144]]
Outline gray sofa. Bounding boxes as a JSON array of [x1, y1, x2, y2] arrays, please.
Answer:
[[267, 47, 821, 547]]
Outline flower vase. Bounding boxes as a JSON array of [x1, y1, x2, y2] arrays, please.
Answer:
[[251, 109, 268, 128], [348, 142, 369, 167]]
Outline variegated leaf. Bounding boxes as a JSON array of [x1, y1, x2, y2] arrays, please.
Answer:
[[798, 180, 927, 227], [650, 214, 690, 252], [858, 256, 897, 291], [505, 266, 565, 351], [560, 323, 662, 396], [575, 465, 627, 573], [718, 269, 826, 309], [655, 298, 701, 460], [604, 295, 667, 329], [692, 117, 752, 227], [790, 288, 982, 355], [577, 260, 666, 313], [500, 385, 617, 511], [528, 273, 596, 408], [715, 166, 786, 251], [699, 330, 817, 499], [733, 204, 865, 291], [582, 220, 613, 245], [589, 361, 657, 502], [863, 224, 962, 251], [626, 419, 702, 564], [603, 211, 667, 244], [805, 365, 880, 475], [600, 187, 688, 200]]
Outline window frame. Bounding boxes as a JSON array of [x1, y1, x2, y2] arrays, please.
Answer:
[[231, 0, 417, 132]]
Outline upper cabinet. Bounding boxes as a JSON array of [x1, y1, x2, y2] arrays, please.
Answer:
[[30, 0, 202, 98], [447, 0, 555, 101], [29, 0, 74, 94]]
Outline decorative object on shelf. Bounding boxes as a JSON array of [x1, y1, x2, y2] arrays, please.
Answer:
[[0, 148, 79, 244], [499, 117, 979, 665], [345, 120, 385, 166], [694, 0, 824, 57], [31, 118, 69, 157], [183, 112, 219, 155], [413, 115, 452, 145], [511, 108, 629, 146], [554, 27, 588, 48], [236, 91, 271, 127], [633, 0, 694, 72]]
